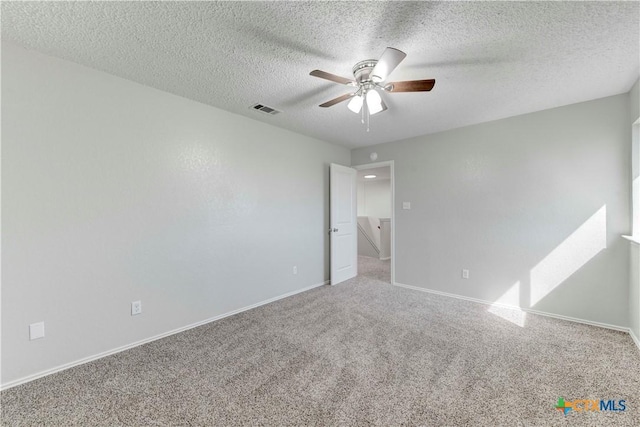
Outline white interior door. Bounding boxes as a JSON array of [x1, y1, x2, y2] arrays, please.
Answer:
[[330, 163, 357, 285]]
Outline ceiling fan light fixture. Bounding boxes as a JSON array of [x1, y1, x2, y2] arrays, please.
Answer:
[[310, 47, 434, 127], [366, 89, 384, 115], [347, 95, 363, 114]]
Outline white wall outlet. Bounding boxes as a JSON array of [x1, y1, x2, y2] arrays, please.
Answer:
[[402, 202, 411, 210], [131, 300, 142, 316], [29, 321, 45, 340], [293, 266, 297, 275], [462, 269, 470, 279]]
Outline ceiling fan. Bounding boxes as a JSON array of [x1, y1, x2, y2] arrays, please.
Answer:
[[310, 47, 435, 127]]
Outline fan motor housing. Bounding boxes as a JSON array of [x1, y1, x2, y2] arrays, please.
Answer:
[[352, 60, 378, 84]]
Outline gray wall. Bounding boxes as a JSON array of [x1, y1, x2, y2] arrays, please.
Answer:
[[357, 179, 391, 218], [1, 43, 350, 385], [631, 242, 639, 340], [630, 79, 639, 122], [353, 93, 631, 328], [629, 78, 640, 340]]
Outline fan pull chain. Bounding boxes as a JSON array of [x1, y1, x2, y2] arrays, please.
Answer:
[[366, 102, 370, 132], [367, 110, 370, 132]]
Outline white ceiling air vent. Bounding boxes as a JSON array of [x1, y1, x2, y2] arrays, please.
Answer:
[[250, 103, 281, 115]]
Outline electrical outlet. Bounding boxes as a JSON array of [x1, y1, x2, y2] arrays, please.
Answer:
[[29, 321, 45, 340], [462, 269, 470, 279], [293, 266, 297, 275], [131, 300, 142, 316]]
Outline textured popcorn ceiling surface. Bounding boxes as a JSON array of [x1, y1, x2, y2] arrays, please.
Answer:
[[2, 1, 638, 148]]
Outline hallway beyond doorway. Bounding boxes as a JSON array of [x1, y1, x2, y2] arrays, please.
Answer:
[[358, 255, 391, 283]]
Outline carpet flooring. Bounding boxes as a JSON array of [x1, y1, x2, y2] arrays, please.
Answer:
[[2, 267, 639, 426], [358, 255, 391, 283]]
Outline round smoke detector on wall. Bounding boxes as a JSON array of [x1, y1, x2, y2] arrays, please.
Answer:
[[370, 152, 378, 161]]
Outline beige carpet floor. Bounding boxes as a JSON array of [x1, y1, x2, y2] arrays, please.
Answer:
[[2, 265, 639, 426], [358, 255, 391, 283]]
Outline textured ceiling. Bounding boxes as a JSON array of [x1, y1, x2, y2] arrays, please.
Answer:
[[2, 1, 639, 148]]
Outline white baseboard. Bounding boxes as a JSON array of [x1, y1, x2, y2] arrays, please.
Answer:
[[0, 280, 329, 391], [392, 281, 629, 332], [630, 329, 640, 351]]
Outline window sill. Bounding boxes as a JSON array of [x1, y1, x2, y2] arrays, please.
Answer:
[[622, 235, 640, 245]]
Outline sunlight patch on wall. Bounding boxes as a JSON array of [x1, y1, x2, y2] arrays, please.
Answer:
[[530, 205, 607, 306], [488, 281, 527, 327], [633, 176, 640, 235]]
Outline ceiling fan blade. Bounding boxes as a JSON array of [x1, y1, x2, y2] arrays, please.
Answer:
[[319, 93, 355, 107], [310, 70, 356, 86], [386, 79, 436, 92], [371, 47, 407, 82]]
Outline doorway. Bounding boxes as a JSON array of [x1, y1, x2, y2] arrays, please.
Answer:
[[355, 162, 394, 284]]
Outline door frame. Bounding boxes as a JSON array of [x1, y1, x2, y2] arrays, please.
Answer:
[[354, 160, 395, 284]]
